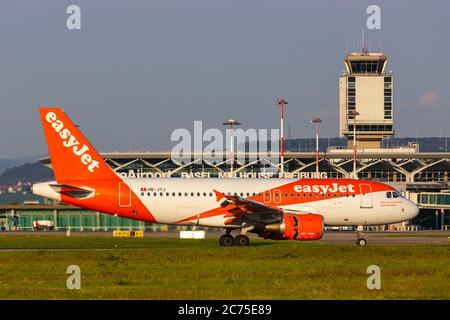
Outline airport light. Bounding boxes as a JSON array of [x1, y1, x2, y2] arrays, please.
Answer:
[[349, 110, 360, 179], [311, 118, 322, 178], [223, 119, 241, 178], [275, 97, 288, 176]]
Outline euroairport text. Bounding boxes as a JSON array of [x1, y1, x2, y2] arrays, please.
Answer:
[[120, 169, 328, 179]]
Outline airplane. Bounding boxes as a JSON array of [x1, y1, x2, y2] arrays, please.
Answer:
[[32, 108, 419, 246]]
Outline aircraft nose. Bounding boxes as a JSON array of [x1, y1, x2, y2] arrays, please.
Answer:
[[406, 200, 419, 220]]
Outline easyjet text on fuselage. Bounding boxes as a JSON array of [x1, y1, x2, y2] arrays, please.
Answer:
[[293, 183, 356, 194]]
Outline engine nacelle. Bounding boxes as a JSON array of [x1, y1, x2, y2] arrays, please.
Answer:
[[259, 213, 324, 241]]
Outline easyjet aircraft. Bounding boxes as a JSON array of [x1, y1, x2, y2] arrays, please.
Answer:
[[32, 108, 419, 246]]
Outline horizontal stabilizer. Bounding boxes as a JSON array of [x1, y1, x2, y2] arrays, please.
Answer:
[[49, 184, 94, 198]]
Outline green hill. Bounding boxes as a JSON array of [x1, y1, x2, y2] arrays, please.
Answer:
[[0, 162, 54, 185], [0, 155, 42, 175]]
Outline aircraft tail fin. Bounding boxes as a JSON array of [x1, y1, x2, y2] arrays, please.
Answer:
[[39, 108, 116, 182]]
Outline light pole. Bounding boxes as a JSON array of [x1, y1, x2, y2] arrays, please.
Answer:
[[275, 97, 288, 176], [223, 119, 241, 178], [349, 110, 360, 179], [311, 118, 322, 178]]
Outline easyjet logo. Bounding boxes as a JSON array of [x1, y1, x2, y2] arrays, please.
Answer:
[[293, 183, 356, 194], [45, 112, 99, 173]]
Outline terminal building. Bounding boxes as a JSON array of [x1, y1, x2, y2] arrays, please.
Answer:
[[1, 48, 449, 231]]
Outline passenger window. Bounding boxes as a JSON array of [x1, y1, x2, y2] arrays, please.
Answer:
[[386, 192, 392, 198], [393, 191, 400, 198]]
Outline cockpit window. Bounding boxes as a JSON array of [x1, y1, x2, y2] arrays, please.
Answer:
[[393, 191, 401, 198], [386, 192, 392, 198]]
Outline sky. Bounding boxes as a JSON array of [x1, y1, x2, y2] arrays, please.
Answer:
[[0, 0, 449, 157]]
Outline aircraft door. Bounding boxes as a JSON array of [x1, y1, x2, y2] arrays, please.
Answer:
[[119, 182, 132, 207], [360, 184, 373, 208]]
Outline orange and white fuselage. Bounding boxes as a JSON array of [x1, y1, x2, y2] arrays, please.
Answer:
[[32, 108, 419, 242], [34, 177, 418, 227]]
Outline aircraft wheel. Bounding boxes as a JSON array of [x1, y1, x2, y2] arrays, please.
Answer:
[[233, 234, 250, 246], [219, 235, 234, 247], [356, 238, 367, 246]]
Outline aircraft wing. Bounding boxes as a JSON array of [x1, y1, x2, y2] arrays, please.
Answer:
[[177, 190, 313, 225], [214, 190, 282, 215], [213, 190, 291, 226]]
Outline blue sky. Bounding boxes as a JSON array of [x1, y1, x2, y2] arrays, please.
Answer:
[[0, 0, 449, 157]]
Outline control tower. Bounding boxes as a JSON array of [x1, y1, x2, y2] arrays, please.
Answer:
[[339, 50, 394, 148]]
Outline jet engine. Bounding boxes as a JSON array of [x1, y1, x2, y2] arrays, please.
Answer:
[[259, 213, 324, 241]]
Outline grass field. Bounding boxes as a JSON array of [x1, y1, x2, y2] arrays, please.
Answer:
[[0, 235, 448, 299]]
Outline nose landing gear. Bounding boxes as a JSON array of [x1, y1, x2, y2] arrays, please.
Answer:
[[356, 237, 367, 246], [356, 225, 367, 246]]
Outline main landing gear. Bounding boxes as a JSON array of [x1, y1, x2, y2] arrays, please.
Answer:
[[356, 225, 367, 246], [219, 234, 234, 246], [219, 232, 250, 247]]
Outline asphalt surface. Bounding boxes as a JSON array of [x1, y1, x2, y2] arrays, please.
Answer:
[[0, 230, 449, 245]]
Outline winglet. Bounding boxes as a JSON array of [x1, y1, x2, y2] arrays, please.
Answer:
[[213, 189, 225, 202]]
